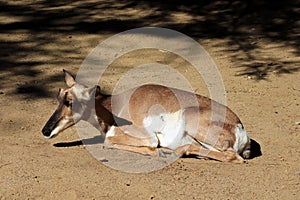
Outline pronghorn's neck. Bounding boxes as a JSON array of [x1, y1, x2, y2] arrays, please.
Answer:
[[93, 94, 115, 133]]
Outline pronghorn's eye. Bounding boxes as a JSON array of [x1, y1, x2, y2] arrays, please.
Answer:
[[65, 101, 73, 108], [63, 91, 73, 107]]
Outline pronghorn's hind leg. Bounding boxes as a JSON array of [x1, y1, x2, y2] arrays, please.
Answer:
[[182, 144, 245, 163], [149, 142, 246, 163]]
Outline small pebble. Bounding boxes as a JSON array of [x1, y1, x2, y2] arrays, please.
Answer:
[[126, 180, 131, 186], [100, 159, 108, 163], [158, 49, 167, 53]]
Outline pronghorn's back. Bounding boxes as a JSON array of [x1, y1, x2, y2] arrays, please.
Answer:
[[126, 84, 240, 126]]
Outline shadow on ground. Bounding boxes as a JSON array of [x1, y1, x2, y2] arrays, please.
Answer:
[[0, 0, 299, 98]]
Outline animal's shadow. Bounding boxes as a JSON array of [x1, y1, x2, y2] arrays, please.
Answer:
[[248, 139, 262, 159], [53, 135, 105, 147], [54, 136, 262, 160], [54, 116, 131, 147]]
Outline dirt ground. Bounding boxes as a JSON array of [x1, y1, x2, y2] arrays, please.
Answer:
[[0, 1, 299, 199]]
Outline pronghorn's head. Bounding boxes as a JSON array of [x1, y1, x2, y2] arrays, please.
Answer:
[[41, 70, 100, 138]]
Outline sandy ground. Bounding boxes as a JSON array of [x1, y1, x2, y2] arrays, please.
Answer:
[[0, 1, 299, 199]]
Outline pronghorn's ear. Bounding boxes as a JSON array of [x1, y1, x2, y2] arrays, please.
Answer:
[[63, 69, 76, 87], [85, 85, 101, 100], [95, 85, 101, 97]]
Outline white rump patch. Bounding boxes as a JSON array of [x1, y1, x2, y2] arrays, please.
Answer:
[[143, 109, 191, 150], [233, 123, 250, 154]]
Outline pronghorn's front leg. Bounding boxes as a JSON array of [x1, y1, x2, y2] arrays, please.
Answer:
[[105, 125, 158, 147], [111, 144, 160, 156], [105, 126, 179, 158], [110, 144, 178, 157]]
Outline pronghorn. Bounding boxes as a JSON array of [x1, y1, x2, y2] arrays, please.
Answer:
[[41, 70, 252, 163]]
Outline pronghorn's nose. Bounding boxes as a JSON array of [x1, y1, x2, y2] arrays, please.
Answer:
[[41, 126, 53, 138], [41, 130, 52, 138], [42, 109, 61, 138]]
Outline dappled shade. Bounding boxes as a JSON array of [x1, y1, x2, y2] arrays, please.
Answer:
[[0, 0, 299, 98]]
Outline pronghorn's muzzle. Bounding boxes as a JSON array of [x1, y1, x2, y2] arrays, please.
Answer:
[[42, 109, 62, 138]]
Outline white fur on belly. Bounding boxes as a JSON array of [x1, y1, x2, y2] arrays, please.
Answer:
[[143, 109, 191, 150]]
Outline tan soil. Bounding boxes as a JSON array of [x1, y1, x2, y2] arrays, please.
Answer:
[[0, 1, 299, 199]]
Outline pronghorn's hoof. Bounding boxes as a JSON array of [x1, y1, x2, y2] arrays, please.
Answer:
[[242, 149, 251, 159], [224, 148, 245, 164]]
